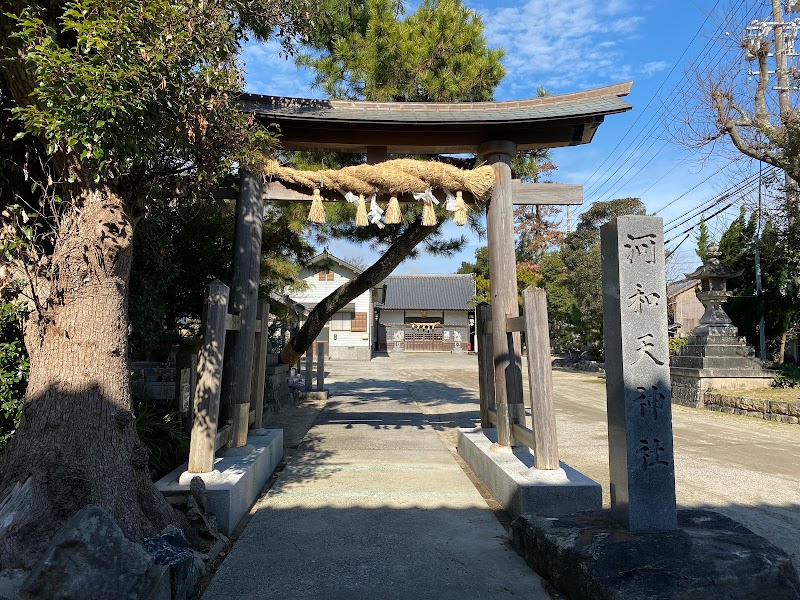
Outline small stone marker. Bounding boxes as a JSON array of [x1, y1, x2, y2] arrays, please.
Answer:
[[305, 344, 313, 392], [601, 215, 677, 531]]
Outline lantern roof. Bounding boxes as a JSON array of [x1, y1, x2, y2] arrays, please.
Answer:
[[684, 244, 742, 280]]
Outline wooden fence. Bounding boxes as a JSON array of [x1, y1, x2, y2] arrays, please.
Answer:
[[476, 286, 559, 470], [187, 279, 271, 474]]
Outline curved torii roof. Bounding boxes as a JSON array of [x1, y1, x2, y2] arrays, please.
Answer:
[[240, 81, 633, 155]]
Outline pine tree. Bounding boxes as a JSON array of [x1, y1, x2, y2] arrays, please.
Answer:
[[299, 0, 505, 102], [279, 0, 505, 364]]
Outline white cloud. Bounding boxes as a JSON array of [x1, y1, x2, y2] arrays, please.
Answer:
[[641, 60, 670, 76], [478, 0, 645, 98]]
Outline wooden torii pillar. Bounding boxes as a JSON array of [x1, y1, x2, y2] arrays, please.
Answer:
[[221, 170, 264, 448], [479, 141, 526, 446]]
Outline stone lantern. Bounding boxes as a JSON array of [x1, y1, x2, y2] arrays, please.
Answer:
[[670, 244, 773, 408], [683, 243, 741, 336]]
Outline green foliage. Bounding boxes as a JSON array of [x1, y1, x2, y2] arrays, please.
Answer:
[[695, 217, 710, 263], [133, 400, 189, 479], [538, 251, 580, 351], [0, 301, 28, 452], [1, 0, 313, 343], [717, 206, 799, 358], [558, 198, 646, 353], [6, 0, 282, 184], [299, 0, 505, 102], [668, 337, 688, 356], [129, 198, 313, 359], [512, 88, 556, 185], [457, 246, 490, 303], [771, 363, 800, 388]]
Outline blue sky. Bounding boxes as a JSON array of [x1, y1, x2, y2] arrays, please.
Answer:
[[242, 0, 782, 279]]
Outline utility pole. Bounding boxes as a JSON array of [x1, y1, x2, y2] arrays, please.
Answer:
[[744, 1, 800, 362], [745, 1, 800, 218], [755, 164, 768, 363], [771, 0, 799, 221]]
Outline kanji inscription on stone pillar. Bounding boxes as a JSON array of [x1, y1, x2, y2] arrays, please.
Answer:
[[601, 215, 677, 531]]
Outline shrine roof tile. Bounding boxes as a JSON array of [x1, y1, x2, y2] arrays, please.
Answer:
[[379, 274, 476, 311]]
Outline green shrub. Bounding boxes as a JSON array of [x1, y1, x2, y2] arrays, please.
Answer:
[[0, 301, 28, 453], [134, 400, 189, 479], [771, 363, 800, 388], [668, 337, 687, 356]]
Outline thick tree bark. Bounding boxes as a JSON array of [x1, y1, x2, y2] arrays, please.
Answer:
[[0, 189, 183, 570], [280, 219, 440, 365]]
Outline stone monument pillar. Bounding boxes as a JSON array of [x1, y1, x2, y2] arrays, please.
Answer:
[[670, 244, 774, 406], [601, 215, 677, 531]]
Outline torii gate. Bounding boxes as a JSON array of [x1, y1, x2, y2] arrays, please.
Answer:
[[214, 82, 633, 455]]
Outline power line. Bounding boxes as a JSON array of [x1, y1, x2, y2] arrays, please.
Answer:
[[651, 158, 739, 215], [663, 167, 776, 234], [662, 167, 766, 228], [665, 200, 735, 243], [580, 0, 724, 202], [579, 0, 764, 215]]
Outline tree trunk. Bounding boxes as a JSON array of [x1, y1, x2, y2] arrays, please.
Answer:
[[280, 219, 441, 366], [779, 331, 787, 364], [0, 188, 182, 570]]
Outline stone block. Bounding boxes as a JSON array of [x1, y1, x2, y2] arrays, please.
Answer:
[[780, 415, 799, 424], [747, 410, 766, 419], [720, 406, 735, 414], [141, 526, 203, 600], [789, 402, 800, 418], [512, 509, 800, 600], [738, 397, 768, 412], [457, 428, 601, 518], [771, 401, 790, 415], [293, 389, 329, 401], [768, 413, 782, 422], [157, 429, 283, 535]]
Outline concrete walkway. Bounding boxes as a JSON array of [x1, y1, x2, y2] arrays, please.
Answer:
[[391, 353, 800, 577], [202, 361, 550, 600]]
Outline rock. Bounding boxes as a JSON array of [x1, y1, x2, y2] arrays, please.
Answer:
[[186, 477, 224, 542], [512, 509, 800, 600], [142, 527, 204, 600], [0, 479, 33, 539], [19, 505, 167, 600], [0, 569, 27, 600]]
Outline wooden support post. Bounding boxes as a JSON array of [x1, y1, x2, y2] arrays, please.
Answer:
[[476, 303, 495, 429], [251, 300, 270, 430], [479, 140, 526, 446], [188, 280, 230, 473], [366, 146, 388, 165], [305, 344, 314, 392], [523, 286, 560, 469], [316, 342, 325, 391], [222, 170, 264, 448]]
